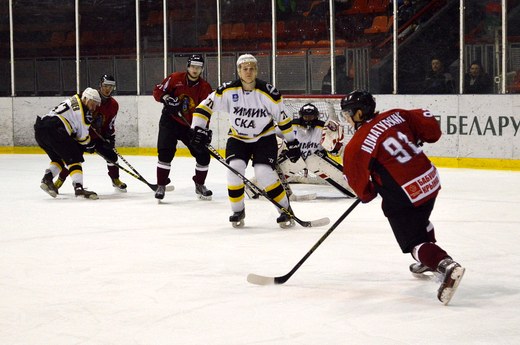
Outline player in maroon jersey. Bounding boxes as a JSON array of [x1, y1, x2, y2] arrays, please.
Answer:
[[54, 75, 127, 192], [341, 90, 465, 305], [152, 54, 213, 201]]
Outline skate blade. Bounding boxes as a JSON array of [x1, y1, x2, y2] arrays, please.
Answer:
[[279, 219, 296, 229], [439, 267, 465, 305], [87, 194, 99, 200], [197, 194, 212, 201], [40, 183, 57, 198], [114, 187, 127, 193], [232, 220, 245, 228]]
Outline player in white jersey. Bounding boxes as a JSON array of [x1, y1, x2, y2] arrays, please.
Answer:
[[277, 103, 355, 197], [190, 54, 301, 228], [34, 87, 101, 199]]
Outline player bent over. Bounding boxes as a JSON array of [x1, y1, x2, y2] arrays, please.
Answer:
[[153, 54, 213, 201], [34, 88, 101, 199], [341, 90, 465, 305], [54, 75, 127, 192], [190, 54, 301, 228]]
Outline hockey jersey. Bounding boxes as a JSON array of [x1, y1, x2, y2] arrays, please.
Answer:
[[343, 108, 442, 206], [192, 79, 296, 143], [39, 94, 91, 145], [90, 96, 119, 140], [292, 119, 325, 160], [153, 71, 212, 127]]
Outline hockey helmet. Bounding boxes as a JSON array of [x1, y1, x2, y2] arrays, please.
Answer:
[[99, 74, 116, 96], [298, 103, 319, 127], [340, 90, 376, 128], [236, 54, 257, 68], [187, 54, 204, 68], [81, 87, 101, 104]]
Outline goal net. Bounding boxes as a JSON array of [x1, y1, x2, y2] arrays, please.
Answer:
[[283, 95, 344, 185], [284, 95, 343, 124]]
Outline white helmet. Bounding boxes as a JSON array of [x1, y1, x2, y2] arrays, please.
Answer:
[[236, 54, 257, 68], [81, 87, 101, 104]]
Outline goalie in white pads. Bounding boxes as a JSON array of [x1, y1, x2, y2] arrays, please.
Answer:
[[278, 103, 356, 198]]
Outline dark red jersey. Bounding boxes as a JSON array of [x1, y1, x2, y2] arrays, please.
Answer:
[[153, 71, 212, 127], [343, 108, 442, 206], [90, 96, 119, 140]]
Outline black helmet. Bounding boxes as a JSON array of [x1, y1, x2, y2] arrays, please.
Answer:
[[340, 90, 376, 127], [187, 54, 204, 68], [100, 74, 116, 87], [298, 103, 319, 127], [99, 74, 116, 97]]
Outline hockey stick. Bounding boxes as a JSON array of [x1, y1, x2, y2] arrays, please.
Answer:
[[312, 151, 356, 198], [95, 151, 160, 191], [89, 127, 168, 192], [247, 198, 362, 285], [205, 143, 330, 228]]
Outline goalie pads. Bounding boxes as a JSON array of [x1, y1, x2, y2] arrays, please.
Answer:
[[321, 120, 345, 156], [305, 152, 356, 197]]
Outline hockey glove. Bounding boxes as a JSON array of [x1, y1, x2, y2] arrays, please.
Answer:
[[162, 95, 181, 116], [190, 126, 212, 152], [286, 139, 301, 163]]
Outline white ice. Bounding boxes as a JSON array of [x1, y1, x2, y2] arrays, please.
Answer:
[[1, 154, 520, 345]]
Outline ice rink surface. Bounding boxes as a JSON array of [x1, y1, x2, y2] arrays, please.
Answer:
[[1, 154, 519, 345]]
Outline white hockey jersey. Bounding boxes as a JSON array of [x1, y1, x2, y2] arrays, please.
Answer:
[[39, 94, 92, 145], [192, 79, 296, 143], [292, 121, 326, 160]]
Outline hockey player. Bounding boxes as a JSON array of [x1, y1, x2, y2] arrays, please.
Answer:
[[277, 103, 355, 197], [340, 90, 465, 305], [54, 75, 127, 192], [34, 87, 101, 199], [190, 53, 301, 228], [153, 54, 213, 201]]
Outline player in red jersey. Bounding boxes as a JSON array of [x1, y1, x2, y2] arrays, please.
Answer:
[[54, 75, 127, 192], [341, 90, 465, 305], [152, 54, 213, 201]]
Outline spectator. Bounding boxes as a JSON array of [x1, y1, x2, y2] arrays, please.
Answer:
[[423, 58, 455, 94], [464, 61, 494, 94], [321, 55, 353, 95]]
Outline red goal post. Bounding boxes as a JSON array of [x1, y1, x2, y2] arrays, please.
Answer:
[[283, 95, 344, 123]]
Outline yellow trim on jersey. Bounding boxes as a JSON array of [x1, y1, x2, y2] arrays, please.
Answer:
[[256, 88, 283, 104], [193, 111, 210, 123], [229, 126, 276, 141], [58, 115, 73, 135]]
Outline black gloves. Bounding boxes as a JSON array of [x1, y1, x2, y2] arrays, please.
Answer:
[[190, 126, 212, 152], [162, 95, 180, 116], [286, 139, 301, 163]]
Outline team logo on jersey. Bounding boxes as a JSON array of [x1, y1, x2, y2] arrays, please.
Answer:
[[178, 94, 195, 115], [232, 94, 239, 102]]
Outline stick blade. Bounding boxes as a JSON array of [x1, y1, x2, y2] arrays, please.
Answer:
[[310, 217, 330, 227], [247, 273, 275, 285]]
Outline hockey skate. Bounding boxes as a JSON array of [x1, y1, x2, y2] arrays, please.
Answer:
[[230, 209, 245, 228], [277, 209, 295, 229], [409, 262, 437, 279], [111, 178, 127, 192], [195, 183, 212, 200], [436, 257, 465, 305], [74, 183, 98, 200], [40, 170, 58, 198], [155, 185, 166, 202]]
